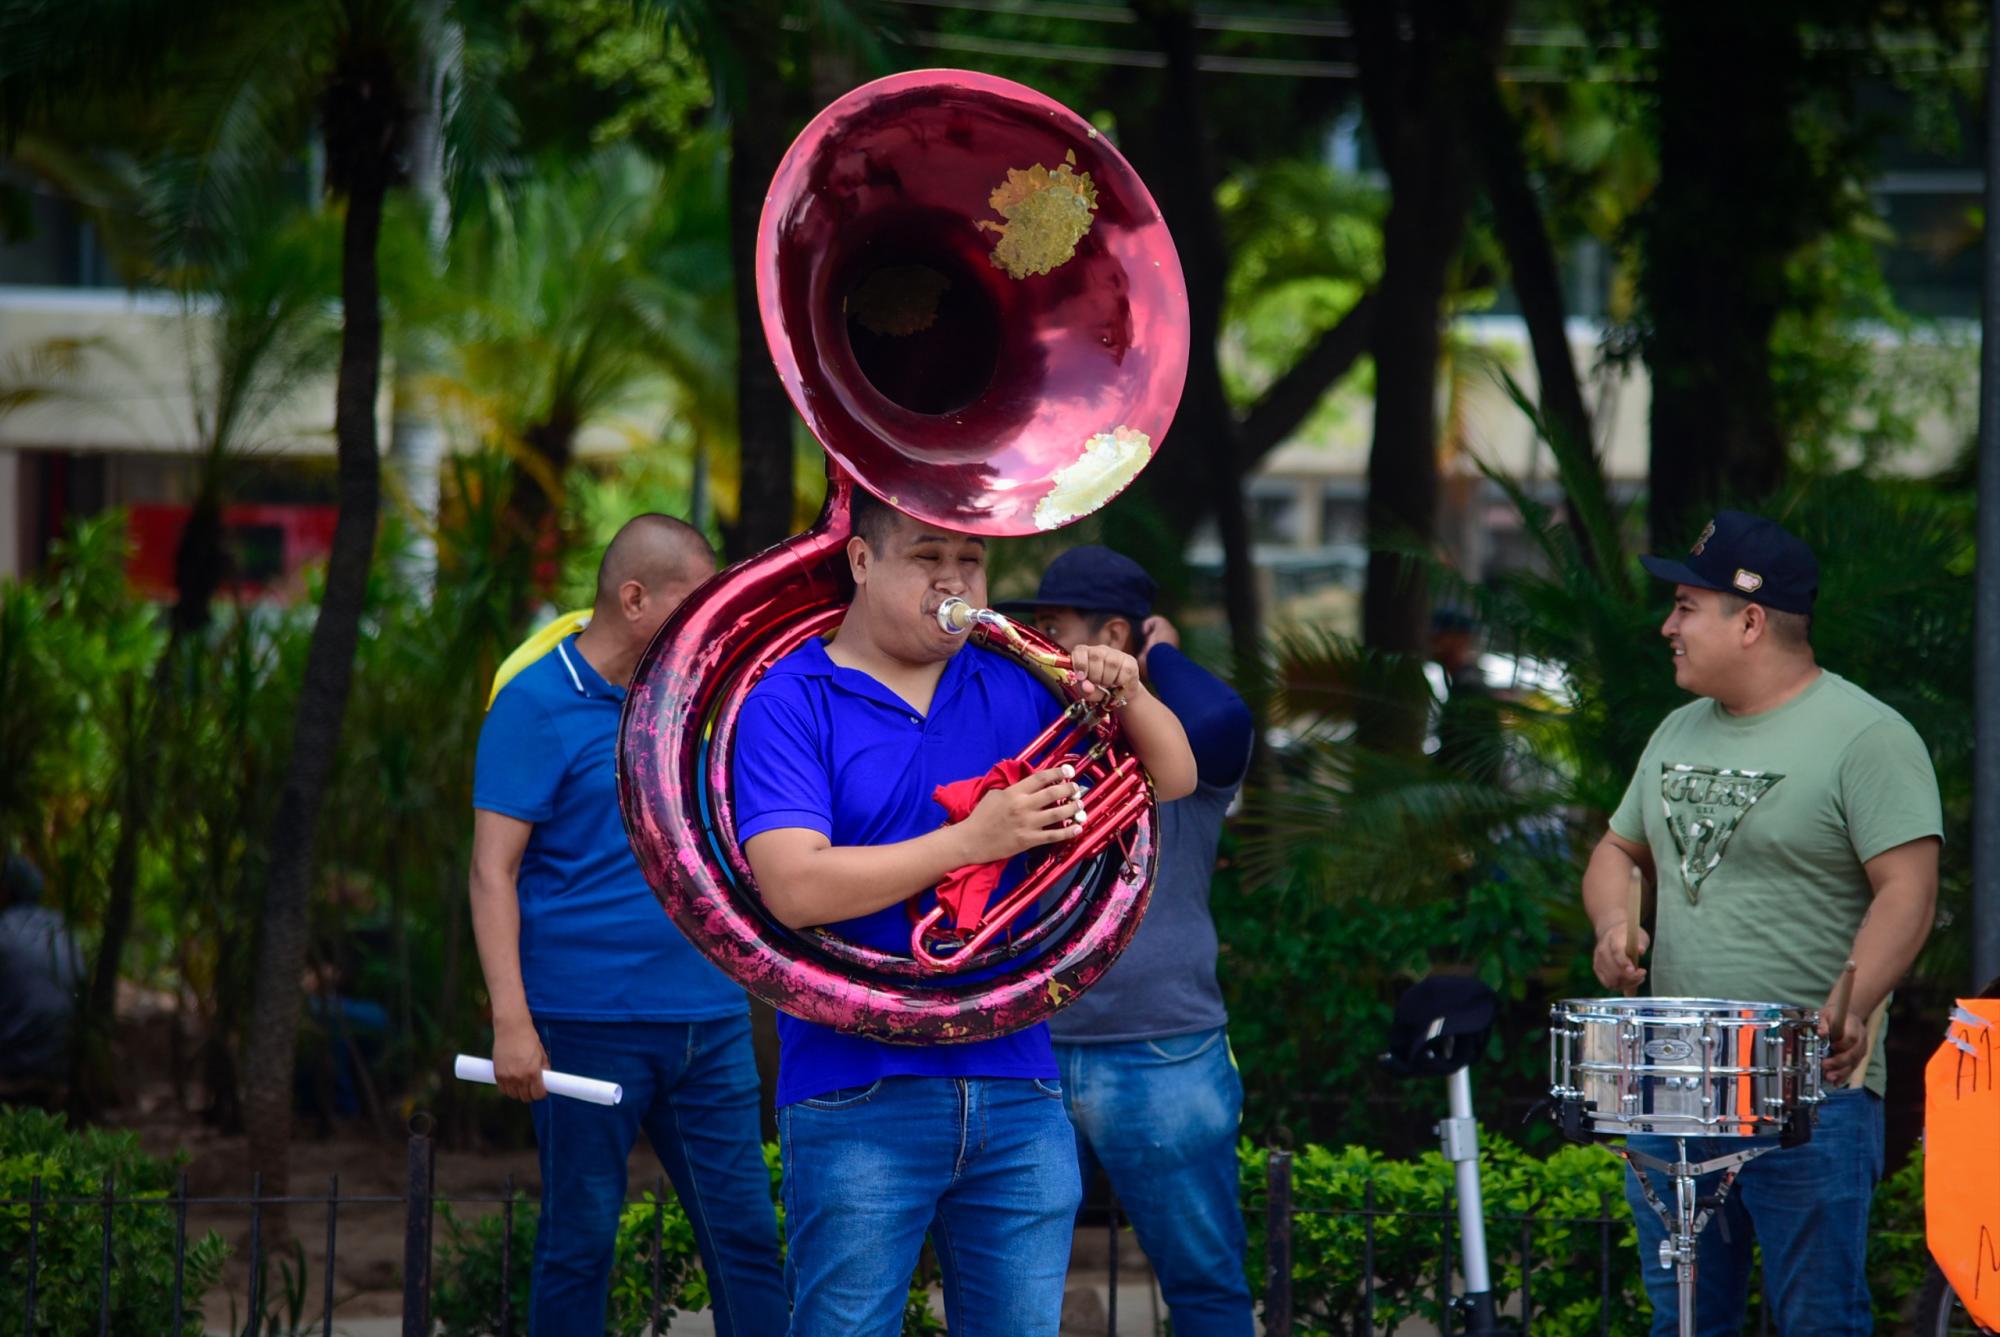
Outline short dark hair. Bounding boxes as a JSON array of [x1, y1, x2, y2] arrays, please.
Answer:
[[1081, 609, 1147, 655], [1718, 592, 1813, 648], [849, 487, 905, 551]]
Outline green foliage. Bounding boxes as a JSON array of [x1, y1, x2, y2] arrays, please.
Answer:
[[407, 142, 738, 537], [233, 1239, 315, 1337], [504, 0, 713, 158], [1219, 159, 1384, 413], [433, 1187, 705, 1336], [0, 1107, 227, 1335], [1870, 1149, 1931, 1333], [1772, 223, 1974, 472], [0, 486, 538, 1125], [0, 514, 165, 947], [1217, 847, 1592, 1150], [1241, 1135, 1935, 1336], [1242, 1136, 1643, 1336]]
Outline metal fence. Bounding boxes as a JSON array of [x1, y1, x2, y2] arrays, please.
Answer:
[[5, 1120, 1698, 1337]]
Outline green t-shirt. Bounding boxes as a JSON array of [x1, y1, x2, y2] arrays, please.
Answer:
[[1608, 670, 1941, 1095]]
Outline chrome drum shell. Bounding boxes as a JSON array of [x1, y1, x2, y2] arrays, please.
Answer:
[[1549, 997, 1826, 1138]]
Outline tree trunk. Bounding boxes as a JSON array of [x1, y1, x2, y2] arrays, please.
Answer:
[[1351, 4, 1470, 649], [169, 485, 229, 641], [725, 0, 794, 559], [1350, 0, 1505, 748], [1131, 1, 1261, 667], [242, 176, 386, 1239], [1465, 69, 1608, 571], [1641, 7, 1806, 548]]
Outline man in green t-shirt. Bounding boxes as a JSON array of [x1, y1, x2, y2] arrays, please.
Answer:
[[1578, 509, 1941, 1337]]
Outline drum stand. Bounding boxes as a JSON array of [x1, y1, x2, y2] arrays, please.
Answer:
[[1438, 1065, 1505, 1334], [1384, 975, 1516, 1335], [1620, 1139, 1778, 1337]]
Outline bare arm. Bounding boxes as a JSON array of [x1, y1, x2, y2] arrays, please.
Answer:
[[1071, 643, 1197, 802], [1582, 828, 1655, 994], [745, 767, 1084, 929], [1821, 836, 1939, 1086], [468, 809, 548, 1101]]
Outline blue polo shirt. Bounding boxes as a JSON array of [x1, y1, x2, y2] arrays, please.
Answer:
[[732, 636, 1060, 1106], [473, 636, 744, 1022]]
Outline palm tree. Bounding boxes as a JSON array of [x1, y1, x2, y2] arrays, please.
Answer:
[[164, 193, 346, 639], [2, 0, 479, 1231], [630, 0, 891, 556], [412, 142, 735, 597]]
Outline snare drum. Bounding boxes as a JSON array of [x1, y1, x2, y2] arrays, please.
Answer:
[[1549, 997, 1825, 1138]]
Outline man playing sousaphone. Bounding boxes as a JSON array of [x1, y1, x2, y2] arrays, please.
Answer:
[[731, 489, 1197, 1335], [1579, 511, 1940, 1336]]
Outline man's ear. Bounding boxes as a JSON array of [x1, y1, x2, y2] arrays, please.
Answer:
[[1102, 615, 1136, 655], [846, 535, 873, 585], [619, 577, 650, 622], [1740, 602, 1768, 645]]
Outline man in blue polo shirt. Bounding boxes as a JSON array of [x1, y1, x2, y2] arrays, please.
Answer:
[[472, 514, 785, 1337], [731, 490, 1198, 1337], [1002, 545, 1257, 1337]]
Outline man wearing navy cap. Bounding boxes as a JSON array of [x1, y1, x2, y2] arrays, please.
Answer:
[[1578, 510, 1940, 1336], [1000, 545, 1257, 1337]]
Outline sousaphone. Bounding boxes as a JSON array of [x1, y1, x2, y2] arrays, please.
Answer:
[[618, 69, 1189, 1043]]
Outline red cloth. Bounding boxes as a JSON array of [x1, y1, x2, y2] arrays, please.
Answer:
[[928, 757, 1037, 934]]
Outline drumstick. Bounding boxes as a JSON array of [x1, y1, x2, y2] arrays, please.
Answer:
[[1623, 868, 1645, 967], [1824, 960, 1857, 1044], [1847, 1000, 1887, 1090]]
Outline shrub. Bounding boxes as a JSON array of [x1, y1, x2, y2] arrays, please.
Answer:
[[1869, 1149, 1929, 1332], [1241, 1134, 1935, 1336], [1242, 1135, 1644, 1337], [0, 1106, 227, 1336], [432, 1186, 704, 1337]]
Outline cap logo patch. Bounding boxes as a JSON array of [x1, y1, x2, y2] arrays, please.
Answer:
[[1732, 568, 1763, 594], [1692, 520, 1716, 556]]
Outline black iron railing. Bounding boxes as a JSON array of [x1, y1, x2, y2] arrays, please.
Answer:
[[6, 1119, 1694, 1337]]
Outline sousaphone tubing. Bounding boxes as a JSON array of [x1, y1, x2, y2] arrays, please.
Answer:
[[618, 69, 1189, 1043]]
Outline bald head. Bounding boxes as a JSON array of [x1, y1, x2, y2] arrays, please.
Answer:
[[594, 514, 715, 611]]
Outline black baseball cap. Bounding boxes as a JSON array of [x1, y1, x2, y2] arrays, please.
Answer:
[[1639, 510, 1818, 615], [995, 544, 1156, 626]]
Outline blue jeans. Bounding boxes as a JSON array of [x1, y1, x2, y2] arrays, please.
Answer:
[[530, 1016, 786, 1337], [1623, 1089, 1884, 1337], [779, 1075, 1082, 1337], [1057, 1028, 1254, 1337]]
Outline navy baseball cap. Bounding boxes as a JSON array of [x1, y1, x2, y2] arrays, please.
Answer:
[[996, 545, 1156, 625], [1639, 510, 1818, 615]]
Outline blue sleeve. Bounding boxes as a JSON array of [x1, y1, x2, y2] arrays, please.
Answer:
[[733, 685, 834, 842], [1147, 643, 1254, 788], [474, 685, 565, 822]]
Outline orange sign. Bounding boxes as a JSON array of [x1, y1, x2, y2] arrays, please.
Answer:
[[1926, 997, 2000, 1329]]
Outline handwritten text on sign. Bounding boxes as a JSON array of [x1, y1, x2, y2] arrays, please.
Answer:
[[1926, 996, 2000, 1327]]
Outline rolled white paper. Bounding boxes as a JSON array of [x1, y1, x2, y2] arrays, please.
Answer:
[[454, 1054, 623, 1106]]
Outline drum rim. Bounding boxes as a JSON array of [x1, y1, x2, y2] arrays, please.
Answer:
[[1553, 996, 1818, 1018]]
